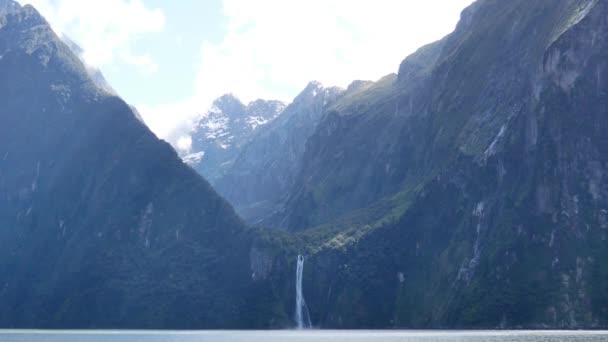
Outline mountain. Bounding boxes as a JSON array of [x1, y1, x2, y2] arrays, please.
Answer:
[[212, 81, 345, 223], [2, 0, 608, 331], [59, 34, 116, 96], [260, 0, 608, 328], [0, 1, 265, 328], [184, 95, 285, 182], [275, 75, 400, 230], [60, 34, 145, 123], [275, 0, 608, 232]]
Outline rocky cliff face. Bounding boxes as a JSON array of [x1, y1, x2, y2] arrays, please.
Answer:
[[251, 0, 608, 329], [278, 0, 607, 233], [2, 0, 608, 330], [184, 95, 285, 182], [213, 81, 345, 224]]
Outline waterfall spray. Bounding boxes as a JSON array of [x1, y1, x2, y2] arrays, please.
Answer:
[[295, 254, 312, 329]]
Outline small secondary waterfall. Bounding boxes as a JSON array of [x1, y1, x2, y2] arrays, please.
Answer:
[[295, 254, 312, 329]]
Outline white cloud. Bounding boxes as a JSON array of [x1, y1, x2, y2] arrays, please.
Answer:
[[145, 0, 474, 149], [193, 0, 476, 107], [121, 53, 159, 76], [144, 0, 475, 149], [176, 135, 192, 153], [19, 0, 475, 149], [19, 0, 165, 75], [136, 99, 198, 148]]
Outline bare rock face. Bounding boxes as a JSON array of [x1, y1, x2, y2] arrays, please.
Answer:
[[250, 245, 274, 281], [253, 0, 608, 329], [212, 81, 345, 224], [185, 94, 286, 183]]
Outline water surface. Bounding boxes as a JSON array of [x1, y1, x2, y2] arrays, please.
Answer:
[[0, 330, 606, 341]]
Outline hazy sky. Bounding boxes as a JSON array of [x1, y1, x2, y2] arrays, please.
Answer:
[[19, 0, 475, 145]]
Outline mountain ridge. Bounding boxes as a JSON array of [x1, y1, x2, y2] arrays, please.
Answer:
[[269, 0, 608, 328], [184, 94, 286, 182], [0, 1, 264, 328], [212, 81, 345, 224], [1, 0, 608, 330]]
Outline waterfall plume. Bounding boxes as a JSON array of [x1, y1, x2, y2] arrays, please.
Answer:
[[295, 254, 312, 329]]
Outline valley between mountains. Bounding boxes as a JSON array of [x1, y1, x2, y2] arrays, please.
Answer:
[[0, 0, 607, 329]]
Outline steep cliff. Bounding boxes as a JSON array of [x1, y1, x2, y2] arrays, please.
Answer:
[[0, 1, 259, 329]]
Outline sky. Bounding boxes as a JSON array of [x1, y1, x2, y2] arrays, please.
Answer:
[[18, 0, 475, 149]]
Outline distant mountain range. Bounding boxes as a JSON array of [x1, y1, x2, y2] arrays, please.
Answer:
[[186, 82, 344, 223], [183, 94, 285, 183], [1, 0, 608, 330]]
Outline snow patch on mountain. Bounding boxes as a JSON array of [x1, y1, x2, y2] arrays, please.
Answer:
[[186, 96, 285, 154], [183, 151, 205, 165], [180, 94, 286, 181], [247, 116, 272, 130]]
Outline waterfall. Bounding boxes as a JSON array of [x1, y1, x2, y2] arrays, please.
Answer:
[[295, 254, 312, 329]]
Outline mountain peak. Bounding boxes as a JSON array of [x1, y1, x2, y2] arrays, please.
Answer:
[[291, 80, 344, 106], [215, 93, 242, 104], [187, 93, 287, 182], [247, 99, 285, 118], [212, 93, 246, 115], [1, 2, 47, 30], [305, 80, 323, 90], [0, 2, 98, 97], [294, 81, 326, 101], [456, 0, 482, 31], [0, 0, 258, 327]]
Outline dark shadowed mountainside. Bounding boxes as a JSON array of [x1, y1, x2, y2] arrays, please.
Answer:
[[2, 0, 608, 330], [0, 0, 266, 329]]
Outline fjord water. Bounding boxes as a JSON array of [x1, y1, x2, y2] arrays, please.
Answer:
[[0, 331, 606, 341]]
